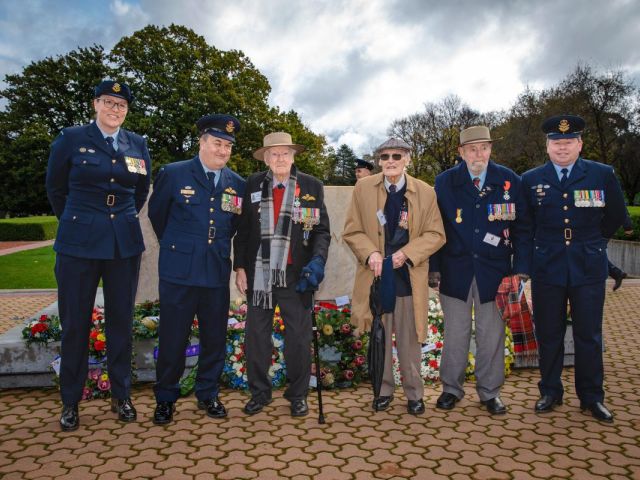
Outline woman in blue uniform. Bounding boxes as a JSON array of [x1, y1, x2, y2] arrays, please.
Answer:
[[46, 80, 151, 431]]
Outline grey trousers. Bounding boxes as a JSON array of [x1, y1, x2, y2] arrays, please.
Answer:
[[380, 296, 424, 402], [439, 278, 505, 401]]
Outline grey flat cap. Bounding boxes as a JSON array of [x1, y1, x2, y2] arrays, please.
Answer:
[[376, 137, 412, 153]]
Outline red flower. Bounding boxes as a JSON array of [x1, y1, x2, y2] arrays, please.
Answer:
[[31, 323, 48, 334], [90, 330, 99, 340], [340, 324, 352, 335], [430, 325, 438, 334], [93, 340, 106, 351], [343, 369, 355, 380], [341, 307, 351, 313], [352, 339, 363, 350], [429, 360, 438, 369], [354, 355, 365, 366], [318, 301, 338, 311], [193, 319, 199, 327], [436, 341, 443, 349], [39, 314, 48, 322]]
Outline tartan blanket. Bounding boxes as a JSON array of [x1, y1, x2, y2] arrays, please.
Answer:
[[495, 275, 539, 367]]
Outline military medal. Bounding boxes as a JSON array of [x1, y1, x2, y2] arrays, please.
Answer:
[[124, 156, 147, 175], [221, 193, 243, 214], [503, 180, 511, 201], [398, 201, 409, 229], [455, 209, 462, 223], [503, 228, 511, 247], [488, 204, 495, 222]]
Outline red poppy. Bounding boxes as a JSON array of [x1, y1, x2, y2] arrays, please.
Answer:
[[93, 340, 106, 351], [436, 341, 443, 349], [31, 323, 47, 334], [429, 360, 438, 369], [90, 330, 99, 339], [39, 314, 48, 322]]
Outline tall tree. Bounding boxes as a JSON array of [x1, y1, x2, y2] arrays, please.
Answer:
[[329, 144, 358, 185]]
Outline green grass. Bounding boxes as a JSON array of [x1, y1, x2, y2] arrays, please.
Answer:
[[628, 206, 640, 215], [0, 216, 57, 224], [0, 246, 57, 289]]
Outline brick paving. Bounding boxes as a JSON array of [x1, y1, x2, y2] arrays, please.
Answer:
[[0, 280, 639, 479], [0, 290, 57, 335]]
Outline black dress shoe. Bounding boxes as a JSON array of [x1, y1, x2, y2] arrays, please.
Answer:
[[581, 402, 614, 423], [153, 401, 175, 425], [481, 397, 507, 415], [60, 404, 79, 431], [372, 395, 393, 412], [198, 396, 227, 419], [407, 399, 425, 415], [534, 395, 563, 413], [243, 397, 272, 415], [613, 272, 627, 291], [290, 399, 309, 417], [111, 398, 137, 422], [435, 392, 459, 410]]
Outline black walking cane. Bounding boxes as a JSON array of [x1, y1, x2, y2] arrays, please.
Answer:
[[310, 292, 326, 424]]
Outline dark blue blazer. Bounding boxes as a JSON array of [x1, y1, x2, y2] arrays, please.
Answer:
[[148, 157, 246, 288], [430, 160, 532, 303], [46, 122, 151, 259], [522, 158, 626, 287]]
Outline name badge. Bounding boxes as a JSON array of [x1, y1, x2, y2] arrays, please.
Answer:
[[251, 191, 262, 203], [376, 209, 387, 226], [483, 232, 501, 247]]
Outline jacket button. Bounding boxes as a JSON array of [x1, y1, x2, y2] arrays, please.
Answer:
[[72, 215, 77, 220], [208, 239, 212, 245], [563, 193, 568, 199], [473, 253, 478, 258], [112, 159, 116, 164], [210, 208, 214, 212], [171, 245, 175, 250], [564, 218, 570, 224], [82, 160, 87, 164], [210, 220, 214, 224], [565, 240, 570, 246], [563, 206, 568, 211], [474, 228, 479, 233], [476, 204, 480, 208], [210, 197, 214, 202], [110, 178, 115, 182], [135, 214, 138, 218], [378, 231, 382, 236], [185, 199, 190, 204], [110, 214, 115, 219]]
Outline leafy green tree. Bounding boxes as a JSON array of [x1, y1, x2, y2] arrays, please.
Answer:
[[328, 144, 358, 185]]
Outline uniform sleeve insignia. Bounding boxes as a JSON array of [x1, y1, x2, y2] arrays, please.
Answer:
[[112, 83, 121, 93], [225, 187, 237, 195], [225, 121, 235, 133], [301, 194, 316, 201], [558, 119, 570, 133]]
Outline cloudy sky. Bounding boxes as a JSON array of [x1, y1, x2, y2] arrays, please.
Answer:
[[1, 0, 639, 154]]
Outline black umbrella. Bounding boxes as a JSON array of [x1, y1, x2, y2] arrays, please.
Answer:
[[368, 277, 386, 405]]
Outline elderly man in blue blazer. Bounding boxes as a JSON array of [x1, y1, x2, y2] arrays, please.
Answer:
[[522, 115, 626, 423], [148, 114, 246, 425], [430, 126, 532, 415]]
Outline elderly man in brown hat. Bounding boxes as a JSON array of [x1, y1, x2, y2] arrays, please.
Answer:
[[233, 132, 331, 417], [343, 138, 446, 415], [429, 126, 531, 415]]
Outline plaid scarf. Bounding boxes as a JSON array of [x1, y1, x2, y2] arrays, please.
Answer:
[[252, 167, 297, 309], [495, 275, 538, 367]]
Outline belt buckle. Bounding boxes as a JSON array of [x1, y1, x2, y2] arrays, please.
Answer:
[[208, 226, 216, 240], [564, 228, 572, 240], [106, 194, 115, 206]]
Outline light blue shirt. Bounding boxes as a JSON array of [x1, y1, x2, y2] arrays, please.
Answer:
[[97, 126, 120, 152], [552, 162, 575, 181], [199, 158, 221, 187], [467, 168, 487, 190], [384, 174, 406, 192]]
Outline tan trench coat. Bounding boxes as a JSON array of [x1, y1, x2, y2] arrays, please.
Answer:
[[343, 173, 446, 343]]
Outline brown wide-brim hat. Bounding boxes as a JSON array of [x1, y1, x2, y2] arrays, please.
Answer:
[[253, 132, 306, 160], [459, 126, 493, 146]]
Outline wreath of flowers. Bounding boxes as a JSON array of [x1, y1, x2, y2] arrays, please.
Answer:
[[21, 313, 61, 345]]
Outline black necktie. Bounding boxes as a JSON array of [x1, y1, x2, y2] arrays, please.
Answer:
[[207, 171, 216, 191], [560, 168, 569, 186], [105, 136, 116, 155], [473, 177, 481, 190], [277, 183, 285, 190], [389, 184, 397, 193]]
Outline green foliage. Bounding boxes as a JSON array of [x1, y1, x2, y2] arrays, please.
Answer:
[[613, 209, 640, 241], [0, 216, 58, 240], [328, 144, 358, 185], [0, 246, 57, 288]]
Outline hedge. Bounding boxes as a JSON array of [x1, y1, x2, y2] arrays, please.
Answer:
[[613, 207, 640, 241], [0, 216, 58, 241]]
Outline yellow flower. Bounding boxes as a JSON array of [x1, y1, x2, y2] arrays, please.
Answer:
[[322, 324, 334, 336], [100, 373, 109, 381], [97, 333, 106, 342]]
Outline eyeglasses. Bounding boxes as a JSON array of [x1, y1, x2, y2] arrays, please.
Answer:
[[97, 98, 128, 111], [379, 153, 403, 161]]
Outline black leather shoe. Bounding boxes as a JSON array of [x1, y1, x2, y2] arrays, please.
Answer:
[[198, 396, 227, 419], [153, 401, 175, 425], [534, 395, 563, 413], [613, 272, 627, 291], [290, 399, 309, 417], [481, 397, 507, 415], [243, 397, 272, 415], [435, 392, 459, 410], [581, 402, 614, 423], [407, 399, 425, 415], [60, 404, 79, 431], [372, 395, 393, 412], [111, 398, 137, 422]]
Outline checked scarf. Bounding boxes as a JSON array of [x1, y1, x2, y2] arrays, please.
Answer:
[[252, 167, 297, 309], [495, 275, 538, 367]]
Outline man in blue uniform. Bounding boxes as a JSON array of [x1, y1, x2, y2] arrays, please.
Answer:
[[522, 115, 626, 423], [148, 114, 246, 425], [46, 80, 151, 431], [430, 126, 531, 415], [355, 158, 374, 181]]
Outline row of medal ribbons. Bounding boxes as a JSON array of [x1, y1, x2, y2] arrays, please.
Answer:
[[487, 203, 516, 221], [574, 190, 605, 207]]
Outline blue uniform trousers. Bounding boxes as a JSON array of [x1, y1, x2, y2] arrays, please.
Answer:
[[154, 280, 229, 402], [55, 252, 140, 405], [531, 280, 605, 404]]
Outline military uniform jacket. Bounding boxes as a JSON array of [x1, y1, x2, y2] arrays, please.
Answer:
[[233, 168, 331, 284], [46, 122, 151, 259], [148, 157, 246, 288], [430, 160, 532, 303], [522, 158, 626, 287]]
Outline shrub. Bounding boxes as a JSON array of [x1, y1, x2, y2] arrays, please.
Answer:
[[0, 216, 58, 241]]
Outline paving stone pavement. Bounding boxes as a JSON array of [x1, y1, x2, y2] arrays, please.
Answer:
[[0, 281, 639, 479], [0, 290, 58, 335]]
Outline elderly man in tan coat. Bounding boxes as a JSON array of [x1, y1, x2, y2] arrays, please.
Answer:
[[343, 138, 446, 415]]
